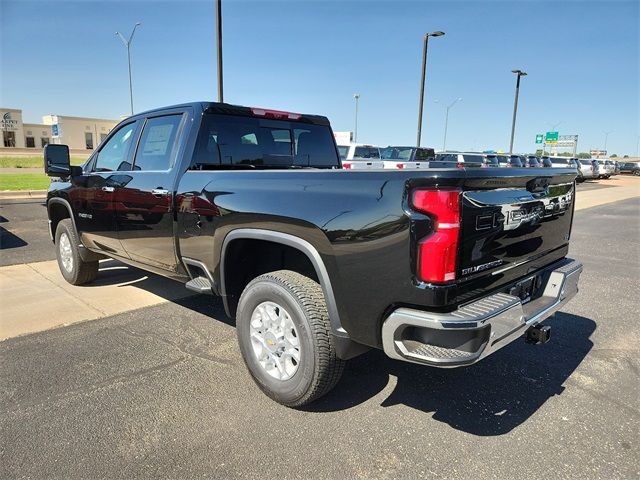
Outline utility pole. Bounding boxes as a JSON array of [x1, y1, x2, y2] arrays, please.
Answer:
[[508, 69, 527, 154], [353, 94, 360, 142], [215, 0, 224, 102], [416, 31, 445, 147], [115, 22, 142, 116], [603, 130, 612, 155]]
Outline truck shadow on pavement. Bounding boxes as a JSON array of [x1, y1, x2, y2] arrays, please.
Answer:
[[307, 313, 596, 436]]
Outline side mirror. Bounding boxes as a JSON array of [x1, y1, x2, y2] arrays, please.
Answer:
[[44, 144, 72, 176]]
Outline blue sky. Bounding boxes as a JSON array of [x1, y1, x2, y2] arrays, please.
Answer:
[[1, 0, 638, 155]]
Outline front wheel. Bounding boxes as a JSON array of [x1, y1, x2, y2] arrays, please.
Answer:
[[55, 219, 98, 285], [236, 270, 345, 407], [634, 170, 640, 176]]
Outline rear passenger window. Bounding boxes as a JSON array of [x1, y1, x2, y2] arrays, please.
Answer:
[[133, 115, 183, 171], [191, 114, 339, 168]]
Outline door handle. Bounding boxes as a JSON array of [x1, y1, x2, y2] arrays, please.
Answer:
[[101, 186, 115, 192], [152, 188, 170, 197]]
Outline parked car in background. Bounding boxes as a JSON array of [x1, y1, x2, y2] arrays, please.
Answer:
[[431, 152, 488, 168], [525, 155, 542, 168], [575, 158, 596, 182], [591, 159, 609, 179], [493, 154, 523, 168], [614, 161, 621, 175], [380, 146, 434, 169], [604, 160, 616, 177], [619, 161, 640, 175], [541, 157, 553, 168], [337, 143, 384, 170]]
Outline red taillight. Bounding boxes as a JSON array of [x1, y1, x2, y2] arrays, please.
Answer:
[[396, 163, 405, 169], [251, 107, 301, 120], [456, 162, 465, 169], [412, 188, 461, 284], [342, 162, 352, 170]]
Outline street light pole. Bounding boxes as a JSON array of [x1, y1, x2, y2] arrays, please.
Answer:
[[442, 97, 462, 151], [115, 22, 142, 116], [508, 69, 527, 155], [603, 130, 612, 155], [353, 94, 360, 143], [215, 0, 224, 102], [416, 31, 445, 147]]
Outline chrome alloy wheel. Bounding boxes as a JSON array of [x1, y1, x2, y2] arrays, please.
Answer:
[[249, 301, 301, 381], [59, 232, 74, 273]]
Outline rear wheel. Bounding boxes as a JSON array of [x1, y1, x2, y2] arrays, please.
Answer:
[[634, 170, 640, 176], [236, 270, 345, 407], [55, 219, 98, 285]]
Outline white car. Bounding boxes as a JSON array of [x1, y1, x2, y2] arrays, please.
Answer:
[[380, 146, 434, 169], [337, 143, 384, 169]]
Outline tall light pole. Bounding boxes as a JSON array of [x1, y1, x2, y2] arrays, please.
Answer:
[[416, 31, 445, 147], [603, 130, 612, 155], [115, 22, 142, 116], [508, 69, 527, 154], [353, 94, 360, 142], [215, 0, 224, 102], [442, 97, 462, 151]]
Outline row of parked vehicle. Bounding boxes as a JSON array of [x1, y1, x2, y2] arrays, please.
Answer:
[[337, 142, 637, 181]]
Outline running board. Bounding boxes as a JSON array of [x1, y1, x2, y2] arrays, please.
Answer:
[[185, 276, 214, 295]]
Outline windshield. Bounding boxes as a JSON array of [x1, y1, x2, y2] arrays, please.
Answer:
[[415, 148, 435, 160], [551, 158, 568, 165], [192, 114, 339, 169], [381, 147, 414, 160]]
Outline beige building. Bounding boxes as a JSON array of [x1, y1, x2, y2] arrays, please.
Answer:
[[1, 107, 119, 152]]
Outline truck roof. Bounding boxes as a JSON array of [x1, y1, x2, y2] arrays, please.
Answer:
[[135, 101, 331, 126]]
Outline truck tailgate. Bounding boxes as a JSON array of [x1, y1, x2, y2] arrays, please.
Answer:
[[458, 170, 576, 282]]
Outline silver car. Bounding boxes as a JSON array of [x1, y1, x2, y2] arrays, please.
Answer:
[[575, 158, 596, 181]]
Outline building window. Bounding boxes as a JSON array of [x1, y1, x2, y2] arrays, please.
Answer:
[[3, 131, 16, 147], [25, 136, 36, 148], [100, 133, 108, 142], [41, 137, 50, 147], [85, 132, 94, 150]]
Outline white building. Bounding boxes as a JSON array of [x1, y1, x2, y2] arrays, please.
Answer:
[[1, 107, 119, 152]]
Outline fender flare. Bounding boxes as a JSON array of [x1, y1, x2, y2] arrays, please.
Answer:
[[220, 228, 347, 338], [47, 197, 77, 241]]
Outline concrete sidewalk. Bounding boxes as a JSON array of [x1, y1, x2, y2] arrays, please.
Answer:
[[0, 259, 193, 340]]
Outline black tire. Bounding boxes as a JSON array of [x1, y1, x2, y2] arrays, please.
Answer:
[[236, 270, 345, 407], [55, 219, 98, 285], [634, 170, 640, 176]]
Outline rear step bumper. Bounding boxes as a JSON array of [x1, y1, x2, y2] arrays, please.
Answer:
[[382, 258, 583, 367]]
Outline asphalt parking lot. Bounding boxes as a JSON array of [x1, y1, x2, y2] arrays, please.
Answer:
[[1, 181, 639, 479]]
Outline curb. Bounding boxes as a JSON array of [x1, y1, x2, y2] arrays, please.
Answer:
[[0, 190, 47, 200]]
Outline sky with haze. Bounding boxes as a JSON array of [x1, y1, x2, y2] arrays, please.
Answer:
[[1, 0, 638, 155]]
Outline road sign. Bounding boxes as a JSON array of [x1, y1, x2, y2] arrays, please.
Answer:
[[545, 131, 559, 144], [52, 124, 60, 137], [535, 134, 543, 144]]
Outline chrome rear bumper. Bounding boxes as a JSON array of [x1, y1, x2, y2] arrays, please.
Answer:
[[382, 258, 583, 367]]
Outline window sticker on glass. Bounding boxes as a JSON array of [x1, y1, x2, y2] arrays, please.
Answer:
[[143, 124, 175, 155]]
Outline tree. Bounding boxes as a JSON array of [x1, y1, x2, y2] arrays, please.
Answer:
[[577, 152, 591, 159], [623, 155, 629, 158], [610, 154, 618, 158]]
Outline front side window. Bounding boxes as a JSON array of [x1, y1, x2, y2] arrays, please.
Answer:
[[94, 122, 137, 172], [133, 115, 183, 171]]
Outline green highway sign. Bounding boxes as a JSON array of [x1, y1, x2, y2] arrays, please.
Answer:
[[545, 131, 559, 144], [535, 134, 543, 144]]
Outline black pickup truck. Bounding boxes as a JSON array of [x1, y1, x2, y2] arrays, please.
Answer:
[[44, 101, 583, 406]]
